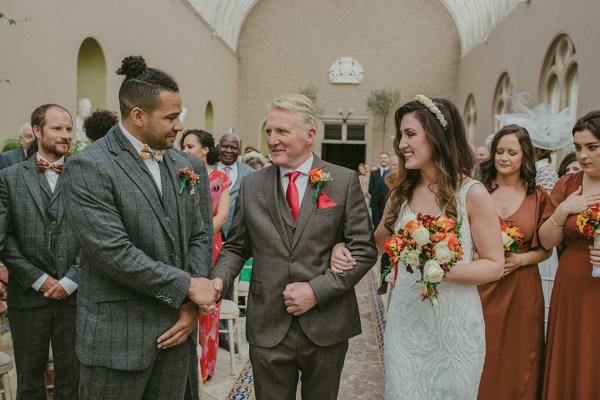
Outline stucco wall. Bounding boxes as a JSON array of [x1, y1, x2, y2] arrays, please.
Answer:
[[456, 0, 600, 146], [0, 0, 238, 143], [237, 0, 459, 163]]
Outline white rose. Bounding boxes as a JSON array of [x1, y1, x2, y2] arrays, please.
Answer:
[[412, 226, 431, 247], [423, 260, 445, 283], [401, 247, 421, 267], [501, 231, 514, 247], [399, 212, 418, 229], [434, 240, 453, 264]]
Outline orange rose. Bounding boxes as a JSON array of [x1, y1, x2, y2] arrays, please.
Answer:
[[436, 215, 456, 232], [405, 219, 421, 234], [309, 167, 325, 184]]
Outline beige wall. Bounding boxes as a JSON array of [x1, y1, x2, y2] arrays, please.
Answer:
[[456, 0, 600, 146], [237, 0, 459, 163], [0, 0, 238, 143]]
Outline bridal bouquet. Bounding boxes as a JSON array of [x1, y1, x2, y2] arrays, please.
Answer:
[[384, 213, 463, 307], [500, 222, 524, 254], [576, 204, 600, 277]]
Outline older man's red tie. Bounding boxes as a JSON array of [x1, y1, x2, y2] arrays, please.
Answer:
[[285, 171, 301, 221]]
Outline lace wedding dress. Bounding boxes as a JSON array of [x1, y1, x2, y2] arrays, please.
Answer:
[[384, 181, 485, 400]]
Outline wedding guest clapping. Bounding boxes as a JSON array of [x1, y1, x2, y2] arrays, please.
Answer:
[[477, 125, 551, 399], [538, 110, 600, 400]]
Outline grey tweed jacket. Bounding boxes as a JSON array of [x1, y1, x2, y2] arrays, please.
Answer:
[[211, 155, 377, 348], [0, 156, 80, 309], [61, 125, 213, 371]]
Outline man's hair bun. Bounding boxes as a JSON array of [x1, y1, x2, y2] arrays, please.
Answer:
[[116, 55, 147, 78]]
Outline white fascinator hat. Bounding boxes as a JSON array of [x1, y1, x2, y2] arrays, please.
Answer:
[[495, 93, 573, 150]]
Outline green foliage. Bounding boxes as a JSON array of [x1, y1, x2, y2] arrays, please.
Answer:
[[0, 12, 17, 25], [298, 84, 324, 115], [367, 89, 401, 150], [2, 137, 20, 152]]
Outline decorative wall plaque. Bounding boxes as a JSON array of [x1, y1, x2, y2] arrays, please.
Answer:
[[328, 57, 364, 84]]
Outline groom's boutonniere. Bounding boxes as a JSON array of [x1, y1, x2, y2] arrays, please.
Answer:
[[179, 168, 199, 195], [309, 167, 332, 203]]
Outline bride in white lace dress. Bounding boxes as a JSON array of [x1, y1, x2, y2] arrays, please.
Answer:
[[375, 97, 504, 399]]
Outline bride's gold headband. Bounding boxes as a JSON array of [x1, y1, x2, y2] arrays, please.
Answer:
[[415, 94, 448, 129]]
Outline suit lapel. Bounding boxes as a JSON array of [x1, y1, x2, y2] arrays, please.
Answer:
[[263, 166, 291, 251], [163, 150, 186, 247], [290, 156, 322, 251], [109, 129, 175, 243], [22, 157, 50, 218]]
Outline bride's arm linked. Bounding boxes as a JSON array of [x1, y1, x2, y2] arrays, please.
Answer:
[[444, 183, 504, 284]]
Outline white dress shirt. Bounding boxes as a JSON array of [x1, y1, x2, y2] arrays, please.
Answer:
[[121, 122, 162, 193], [31, 153, 78, 295], [279, 153, 314, 205], [217, 161, 238, 186]]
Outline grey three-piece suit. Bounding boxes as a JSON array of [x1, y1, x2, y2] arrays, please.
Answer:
[[211, 155, 377, 399], [0, 155, 81, 399], [61, 125, 213, 400]]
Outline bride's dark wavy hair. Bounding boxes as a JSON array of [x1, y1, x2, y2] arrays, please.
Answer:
[[480, 124, 537, 195], [385, 97, 473, 232]]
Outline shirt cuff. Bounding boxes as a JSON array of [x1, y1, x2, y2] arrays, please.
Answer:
[[59, 277, 78, 296], [32, 273, 49, 291]]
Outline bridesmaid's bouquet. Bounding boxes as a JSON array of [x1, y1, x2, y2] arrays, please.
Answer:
[[384, 213, 463, 307], [576, 205, 600, 277], [500, 222, 524, 254]]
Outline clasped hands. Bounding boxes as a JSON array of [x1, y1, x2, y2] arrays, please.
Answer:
[[283, 282, 318, 316], [40, 276, 68, 300], [157, 277, 223, 349]]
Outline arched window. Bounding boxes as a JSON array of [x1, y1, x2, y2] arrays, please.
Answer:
[[77, 37, 106, 110], [492, 73, 512, 132], [464, 94, 477, 144], [205, 101, 214, 133], [540, 34, 578, 122]]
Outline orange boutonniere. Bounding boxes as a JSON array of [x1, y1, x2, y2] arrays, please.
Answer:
[[179, 168, 199, 195], [309, 167, 332, 203]]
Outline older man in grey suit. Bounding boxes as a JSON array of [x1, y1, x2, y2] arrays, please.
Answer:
[[211, 94, 377, 399], [62, 56, 220, 400], [0, 103, 80, 399]]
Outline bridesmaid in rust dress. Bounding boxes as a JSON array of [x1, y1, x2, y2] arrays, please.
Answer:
[[478, 125, 550, 400], [538, 111, 600, 399]]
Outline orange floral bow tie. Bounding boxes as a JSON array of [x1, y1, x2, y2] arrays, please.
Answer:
[[37, 159, 64, 174], [140, 144, 164, 163]]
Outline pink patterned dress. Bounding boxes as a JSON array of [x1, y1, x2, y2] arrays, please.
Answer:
[[199, 169, 231, 382]]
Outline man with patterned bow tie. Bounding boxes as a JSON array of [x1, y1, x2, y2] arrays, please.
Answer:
[[61, 55, 220, 400], [0, 103, 80, 399], [211, 94, 377, 400]]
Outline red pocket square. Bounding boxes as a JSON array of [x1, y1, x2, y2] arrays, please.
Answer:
[[317, 192, 337, 209]]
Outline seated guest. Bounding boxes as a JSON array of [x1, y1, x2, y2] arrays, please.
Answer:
[[242, 150, 268, 170], [557, 151, 581, 177], [0, 122, 36, 169], [83, 110, 119, 142]]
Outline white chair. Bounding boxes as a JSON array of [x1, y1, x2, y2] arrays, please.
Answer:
[[46, 346, 54, 396], [219, 275, 241, 375], [238, 280, 249, 312], [541, 276, 554, 335], [0, 351, 13, 400]]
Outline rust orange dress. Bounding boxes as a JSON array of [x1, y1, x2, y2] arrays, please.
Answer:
[[478, 186, 548, 400], [541, 172, 600, 399]]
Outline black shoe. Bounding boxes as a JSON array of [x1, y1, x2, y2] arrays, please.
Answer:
[[377, 282, 388, 295]]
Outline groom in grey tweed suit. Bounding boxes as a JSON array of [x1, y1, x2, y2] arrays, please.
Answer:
[[62, 56, 220, 400]]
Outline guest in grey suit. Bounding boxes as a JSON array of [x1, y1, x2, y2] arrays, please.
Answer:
[[0, 104, 80, 399], [61, 56, 221, 400], [216, 133, 255, 239], [211, 94, 377, 399], [0, 122, 35, 170]]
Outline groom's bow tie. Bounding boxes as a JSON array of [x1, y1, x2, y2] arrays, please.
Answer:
[[37, 159, 64, 174], [140, 144, 164, 163]]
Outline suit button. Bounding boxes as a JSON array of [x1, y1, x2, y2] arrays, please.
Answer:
[[166, 217, 171, 222], [51, 221, 57, 225], [169, 254, 175, 260], [175, 255, 180, 261], [290, 257, 296, 264]]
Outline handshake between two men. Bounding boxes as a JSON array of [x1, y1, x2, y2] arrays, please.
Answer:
[[188, 277, 224, 309]]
